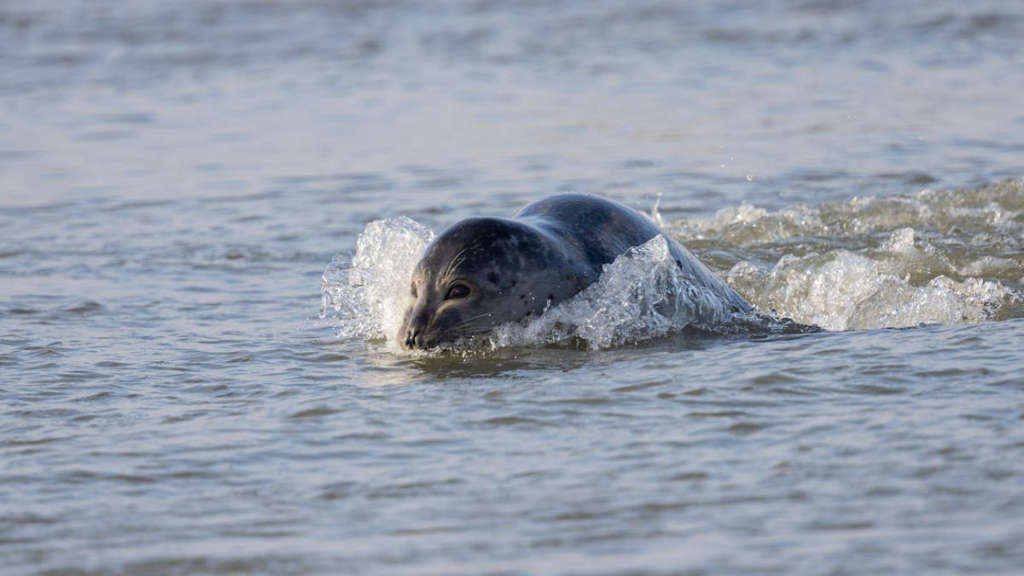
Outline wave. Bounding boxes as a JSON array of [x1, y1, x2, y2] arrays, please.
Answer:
[[670, 179, 1023, 331], [322, 179, 1023, 350]]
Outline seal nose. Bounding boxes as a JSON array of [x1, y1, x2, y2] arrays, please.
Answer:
[[404, 327, 421, 349], [403, 312, 429, 349], [401, 301, 431, 349]]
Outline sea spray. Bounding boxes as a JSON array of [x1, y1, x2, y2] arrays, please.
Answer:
[[321, 217, 433, 345], [491, 235, 740, 349]]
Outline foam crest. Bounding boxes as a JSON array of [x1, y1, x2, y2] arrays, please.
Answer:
[[676, 179, 1024, 330], [726, 227, 1018, 331]]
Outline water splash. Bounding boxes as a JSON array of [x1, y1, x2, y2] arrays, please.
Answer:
[[492, 235, 745, 349], [320, 217, 433, 345], [725, 233, 1017, 331]]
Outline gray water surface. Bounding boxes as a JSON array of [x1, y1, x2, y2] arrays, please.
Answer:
[[2, 1, 1024, 574]]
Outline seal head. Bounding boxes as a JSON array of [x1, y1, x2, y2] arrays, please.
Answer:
[[400, 217, 589, 349]]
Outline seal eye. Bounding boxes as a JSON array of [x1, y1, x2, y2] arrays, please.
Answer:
[[445, 283, 470, 300], [410, 283, 418, 298]]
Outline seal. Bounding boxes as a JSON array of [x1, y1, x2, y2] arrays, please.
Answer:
[[399, 194, 751, 349]]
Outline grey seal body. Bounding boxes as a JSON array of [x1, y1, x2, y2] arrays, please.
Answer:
[[400, 194, 751, 349]]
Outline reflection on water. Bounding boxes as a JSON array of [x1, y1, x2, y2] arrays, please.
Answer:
[[3, 1, 1024, 574]]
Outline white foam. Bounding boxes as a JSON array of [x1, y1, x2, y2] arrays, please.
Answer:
[[726, 236, 1016, 331], [879, 227, 915, 254], [682, 180, 1024, 330]]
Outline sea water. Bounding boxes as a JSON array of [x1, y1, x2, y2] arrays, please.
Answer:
[[3, 1, 1024, 574]]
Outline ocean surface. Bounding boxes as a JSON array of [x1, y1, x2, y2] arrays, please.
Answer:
[[2, 1, 1024, 574]]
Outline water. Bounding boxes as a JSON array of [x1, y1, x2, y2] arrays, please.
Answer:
[[2, 1, 1024, 574]]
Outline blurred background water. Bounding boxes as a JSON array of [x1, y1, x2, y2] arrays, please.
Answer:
[[2, 1, 1023, 574]]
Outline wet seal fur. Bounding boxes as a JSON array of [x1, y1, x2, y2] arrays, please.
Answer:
[[399, 194, 752, 349]]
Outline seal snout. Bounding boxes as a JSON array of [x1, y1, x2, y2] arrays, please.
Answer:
[[401, 308, 431, 350], [403, 326, 423, 349]]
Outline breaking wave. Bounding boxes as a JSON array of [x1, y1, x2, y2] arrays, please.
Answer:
[[674, 179, 1024, 331], [322, 180, 1023, 350]]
